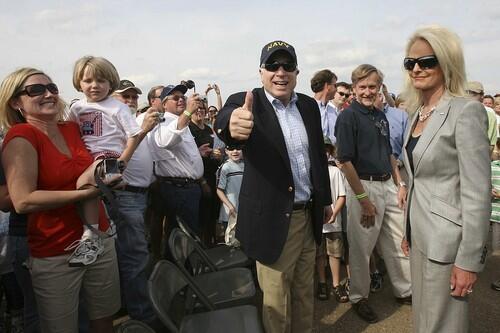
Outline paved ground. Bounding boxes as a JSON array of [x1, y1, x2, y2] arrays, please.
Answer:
[[313, 254, 500, 333]]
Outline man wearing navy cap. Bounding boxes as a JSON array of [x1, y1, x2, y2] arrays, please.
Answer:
[[147, 84, 205, 253], [215, 41, 332, 333]]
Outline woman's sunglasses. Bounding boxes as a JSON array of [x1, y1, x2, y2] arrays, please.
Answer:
[[16, 83, 59, 97], [403, 55, 439, 71], [262, 62, 297, 72]]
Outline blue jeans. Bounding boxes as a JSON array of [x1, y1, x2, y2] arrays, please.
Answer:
[[112, 190, 155, 323], [158, 182, 201, 257], [10, 236, 40, 333]]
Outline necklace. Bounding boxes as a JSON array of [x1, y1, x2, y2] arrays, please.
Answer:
[[418, 105, 436, 122]]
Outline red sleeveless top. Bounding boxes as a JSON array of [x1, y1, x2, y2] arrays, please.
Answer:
[[3, 122, 110, 257]]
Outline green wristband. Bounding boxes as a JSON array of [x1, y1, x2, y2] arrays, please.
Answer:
[[355, 192, 368, 200]]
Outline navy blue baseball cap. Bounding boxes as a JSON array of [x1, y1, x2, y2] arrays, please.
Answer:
[[160, 84, 188, 102], [260, 40, 297, 66]]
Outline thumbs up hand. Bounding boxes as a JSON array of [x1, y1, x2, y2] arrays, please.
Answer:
[[229, 91, 254, 140]]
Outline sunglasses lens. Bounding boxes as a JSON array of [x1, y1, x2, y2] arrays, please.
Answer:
[[26, 84, 46, 97], [282, 63, 296, 72], [264, 63, 280, 71], [418, 56, 438, 69], [403, 58, 416, 71], [47, 83, 59, 95]]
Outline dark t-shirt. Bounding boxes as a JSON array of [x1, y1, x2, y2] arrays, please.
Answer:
[[0, 155, 28, 236], [189, 123, 221, 187], [334, 100, 393, 175]]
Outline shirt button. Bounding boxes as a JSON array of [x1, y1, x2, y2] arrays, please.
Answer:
[[217, 129, 222, 134], [285, 213, 290, 218], [288, 186, 293, 192]]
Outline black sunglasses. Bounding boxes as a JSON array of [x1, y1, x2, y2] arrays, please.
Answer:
[[262, 62, 297, 72], [337, 91, 351, 98], [403, 55, 439, 71], [16, 83, 59, 97]]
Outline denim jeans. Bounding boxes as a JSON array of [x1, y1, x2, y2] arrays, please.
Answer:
[[10, 236, 40, 333], [158, 182, 201, 257], [112, 190, 156, 323]]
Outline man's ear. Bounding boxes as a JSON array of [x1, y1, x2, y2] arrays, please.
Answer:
[[296, 68, 300, 75]]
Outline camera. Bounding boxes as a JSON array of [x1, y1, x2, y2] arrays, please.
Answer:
[[103, 159, 122, 181], [181, 80, 195, 90]]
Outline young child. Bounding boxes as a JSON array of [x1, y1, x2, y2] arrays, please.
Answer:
[[68, 56, 146, 266], [316, 137, 350, 302], [216, 146, 244, 246]]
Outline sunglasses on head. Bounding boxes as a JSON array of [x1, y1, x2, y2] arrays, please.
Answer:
[[166, 95, 186, 102], [403, 55, 439, 71], [262, 62, 297, 72], [337, 91, 350, 98], [16, 83, 59, 97]]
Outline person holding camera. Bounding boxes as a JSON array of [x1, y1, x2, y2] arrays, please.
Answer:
[[189, 99, 223, 246], [148, 84, 205, 255]]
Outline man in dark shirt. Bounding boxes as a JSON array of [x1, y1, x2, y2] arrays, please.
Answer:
[[335, 64, 411, 323]]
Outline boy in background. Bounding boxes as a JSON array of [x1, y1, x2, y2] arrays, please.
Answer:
[[216, 147, 244, 246]]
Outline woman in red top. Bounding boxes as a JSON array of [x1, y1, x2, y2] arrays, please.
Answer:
[[0, 68, 120, 333]]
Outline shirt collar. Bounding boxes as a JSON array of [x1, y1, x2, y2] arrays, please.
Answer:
[[351, 100, 376, 115], [264, 89, 298, 109]]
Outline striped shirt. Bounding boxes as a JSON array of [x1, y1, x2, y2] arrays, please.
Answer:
[[491, 160, 500, 223]]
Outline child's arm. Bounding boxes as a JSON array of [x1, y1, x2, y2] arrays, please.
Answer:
[[216, 188, 236, 216], [329, 195, 346, 223], [118, 108, 158, 163]]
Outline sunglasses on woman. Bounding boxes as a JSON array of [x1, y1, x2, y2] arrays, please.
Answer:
[[262, 62, 297, 72], [403, 55, 439, 71], [16, 83, 59, 97]]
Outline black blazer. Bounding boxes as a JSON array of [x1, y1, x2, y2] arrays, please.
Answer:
[[214, 88, 331, 264]]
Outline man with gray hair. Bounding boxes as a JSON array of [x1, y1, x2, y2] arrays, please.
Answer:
[[335, 64, 412, 324]]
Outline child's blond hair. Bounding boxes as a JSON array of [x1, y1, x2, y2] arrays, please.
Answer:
[[72, 56, 120, 95]]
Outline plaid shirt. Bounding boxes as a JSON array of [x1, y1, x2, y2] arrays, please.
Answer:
[[264, 90, 312, 202]]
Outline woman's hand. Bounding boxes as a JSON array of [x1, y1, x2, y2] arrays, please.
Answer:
[[397, 185, 407, 209], [450, 265, 477, 297]]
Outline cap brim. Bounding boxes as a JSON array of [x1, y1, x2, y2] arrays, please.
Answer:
[[115, 87, 142, 94]]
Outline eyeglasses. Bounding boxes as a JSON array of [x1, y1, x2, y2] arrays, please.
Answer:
[[121, 94, 139, 100], [262, 62, 297, 72], [16, 83, 59, 97], [337, 91, 351, 98], [166, 95, 186, 102], [403, 55, 439, 71]]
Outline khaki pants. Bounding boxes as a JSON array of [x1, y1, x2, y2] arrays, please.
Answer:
[[347, 178, 411, 303], [410, 245, 468, 333], [30, 238, 121, 333], [256, 209, 316, 333]]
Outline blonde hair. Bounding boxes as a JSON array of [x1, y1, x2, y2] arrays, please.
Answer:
[[0, 68, 66, 131], [402, 25, 467, 114], [494, 96, 500, 108], [351, 64, 384, 86], [72, 56, 120, 95]]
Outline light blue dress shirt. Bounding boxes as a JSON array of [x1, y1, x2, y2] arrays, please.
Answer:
[[264, 90, 312, 203], [383, 105, 408, 160]]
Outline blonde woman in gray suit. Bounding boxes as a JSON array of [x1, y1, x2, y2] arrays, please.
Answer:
[[400, 26, 491, 333]]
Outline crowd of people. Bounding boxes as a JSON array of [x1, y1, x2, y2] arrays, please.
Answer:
[[0, 24, 497, 333]]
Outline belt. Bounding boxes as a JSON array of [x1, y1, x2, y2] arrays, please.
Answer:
[[157, 176, 199, 186], [358, 173, 391, 181], [122, 185, 149, 193], [293, 200, 313, 211]]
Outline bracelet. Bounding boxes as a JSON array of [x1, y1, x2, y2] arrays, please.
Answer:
[[355, 192, 368, 200], [183, 110, 192, 118]]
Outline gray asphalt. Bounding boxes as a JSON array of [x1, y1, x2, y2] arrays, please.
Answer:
[[313, 254, 500, 333]]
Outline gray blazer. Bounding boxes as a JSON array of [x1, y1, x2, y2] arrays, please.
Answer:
[[403, 95, 491, 272]]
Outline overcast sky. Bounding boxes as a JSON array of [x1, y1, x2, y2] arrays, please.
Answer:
[[1, 0, 498, 106]]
